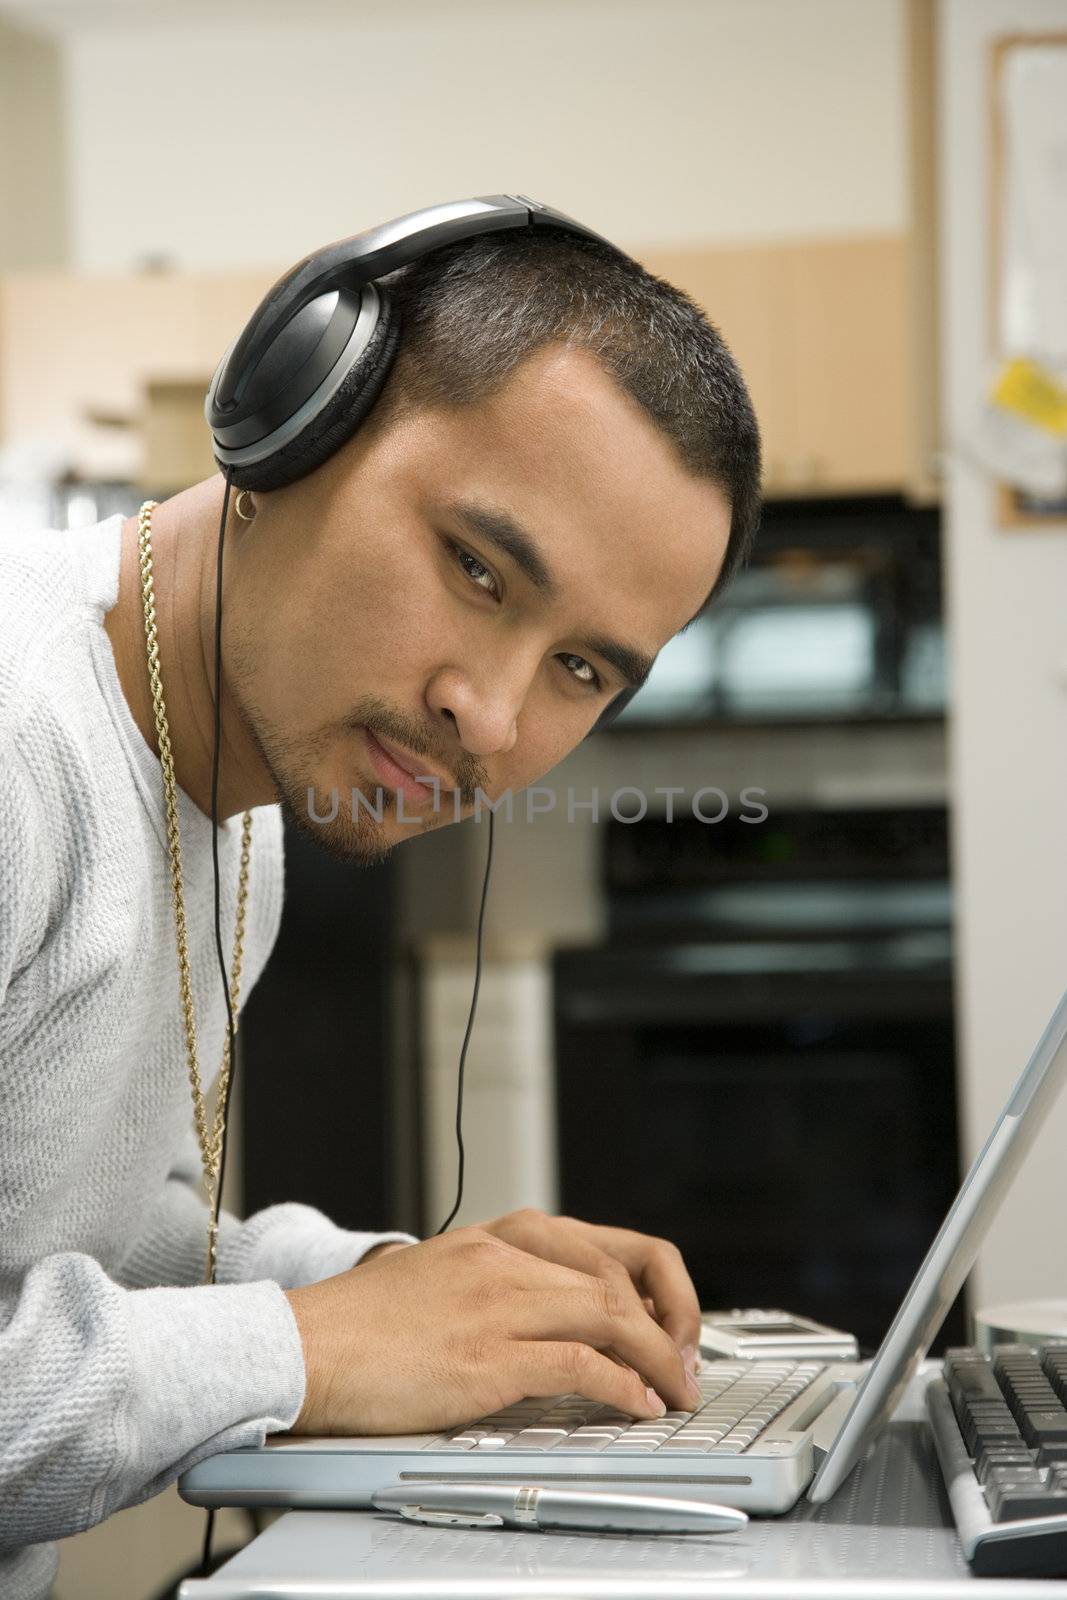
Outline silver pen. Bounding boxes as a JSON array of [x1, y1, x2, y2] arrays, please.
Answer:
[[371, 1482, 748, 1535]]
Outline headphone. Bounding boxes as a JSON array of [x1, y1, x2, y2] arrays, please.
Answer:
[[206, 194, 611, 491]]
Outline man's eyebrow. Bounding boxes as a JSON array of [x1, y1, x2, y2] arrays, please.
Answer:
[[451, 501, 558, 597], [578, 634, 655, 691], [449, 499, 656, 691]]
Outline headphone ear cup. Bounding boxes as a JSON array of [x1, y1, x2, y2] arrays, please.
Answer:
[[219, 291, 401, 492]]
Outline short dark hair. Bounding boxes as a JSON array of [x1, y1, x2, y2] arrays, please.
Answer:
[[375, 229, 761, 608]]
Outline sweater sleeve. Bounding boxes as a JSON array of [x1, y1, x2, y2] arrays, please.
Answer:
[[115, 1128, 418, 1292], [0, 738, 416, 1296], [0, 743, 414, 1551], [0, 785, 306, 1547], [0, 1250, 305, 1548]]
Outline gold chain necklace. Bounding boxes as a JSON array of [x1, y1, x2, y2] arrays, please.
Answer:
[[137, 500, 253, 1284]]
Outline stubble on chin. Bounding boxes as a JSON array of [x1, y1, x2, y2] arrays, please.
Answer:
[[250, 719, 399, 867], [226, 641, 463, 864], [287, 783, 452, 865], [226, 670, 390, 866], [239, 706, 449, 867]]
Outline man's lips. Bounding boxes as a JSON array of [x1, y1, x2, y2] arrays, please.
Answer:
[[362, 728, 453, 806]]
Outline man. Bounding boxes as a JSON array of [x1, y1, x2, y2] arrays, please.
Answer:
[[0, 224, 760, 1596]]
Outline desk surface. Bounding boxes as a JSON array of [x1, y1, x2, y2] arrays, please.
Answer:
[[179, 1373, 1067, 1599]]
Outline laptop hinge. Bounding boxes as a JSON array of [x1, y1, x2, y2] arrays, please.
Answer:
[[810, 1388, 859, 1465]]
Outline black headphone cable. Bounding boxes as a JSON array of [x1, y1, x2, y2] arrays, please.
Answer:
[[433, 807, 494, 1235], [199, 467, 238, 1578]]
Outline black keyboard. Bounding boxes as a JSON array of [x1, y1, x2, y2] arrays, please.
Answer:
[[926, 1341, 1067, 1577]]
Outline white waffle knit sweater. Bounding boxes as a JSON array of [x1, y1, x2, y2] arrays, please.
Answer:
[[0, 516, 416, 1600]]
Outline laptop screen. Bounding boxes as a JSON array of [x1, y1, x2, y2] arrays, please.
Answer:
[[809, 984, 1067, 1503]]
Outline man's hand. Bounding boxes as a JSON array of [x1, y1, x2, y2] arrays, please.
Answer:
[[283, 1223, 702, 1438], [358, 1240, 412, 1265], [473, 1209, 702, 1375]]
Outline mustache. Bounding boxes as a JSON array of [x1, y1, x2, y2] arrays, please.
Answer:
[[345, 695, 489, 808]]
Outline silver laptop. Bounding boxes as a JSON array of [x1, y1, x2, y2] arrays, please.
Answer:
[[180, 985, 1067, 1517]]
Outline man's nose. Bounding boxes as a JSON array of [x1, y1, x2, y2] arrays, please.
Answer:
[[425, 661, 529, 757]]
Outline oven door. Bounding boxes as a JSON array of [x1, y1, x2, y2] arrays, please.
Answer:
[[553, 929, 964, 1352]]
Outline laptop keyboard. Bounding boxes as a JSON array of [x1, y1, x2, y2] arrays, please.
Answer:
[[430, 1360, 824, 1454], [943, 1342, 1067, 1521]]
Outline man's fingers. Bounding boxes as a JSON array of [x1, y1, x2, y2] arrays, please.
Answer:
[[482, 1213, 646, 1315], [471, 1212, 701, 1389], [568, 1221, 702, 1359], [478, 1210, 701, 1360], [507, 1281, 697, 1413], [513, 1340, 668, 1419], [637, 1245, 702, 1354], [514, 1221, 651, 1323]]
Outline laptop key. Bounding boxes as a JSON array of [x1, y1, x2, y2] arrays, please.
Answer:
[[976, 1450, 1035, 1484], [987, 1484, 1067, 1522], [984, 1465, 1047, 1488], [1021, 1412, 1067, 1448]]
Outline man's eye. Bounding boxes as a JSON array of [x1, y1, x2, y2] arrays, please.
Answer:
[[451, 542, 499, 598], [558, 652, 602, 690]]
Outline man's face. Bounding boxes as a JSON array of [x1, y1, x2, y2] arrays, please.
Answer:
[[225, 343, 730, 863]]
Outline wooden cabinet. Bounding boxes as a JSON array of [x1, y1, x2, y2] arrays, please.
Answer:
[[0, 269, 276, 481], [1, 235, 927, 498], [788, 236, 913, 495], [642, 235, 916, 498], [639, 243, 795, 493]]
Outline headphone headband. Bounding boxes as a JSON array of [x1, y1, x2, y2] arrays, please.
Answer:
[[209, 195, 608, 421]]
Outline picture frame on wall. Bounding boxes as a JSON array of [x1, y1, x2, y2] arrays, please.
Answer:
[[989, 33, 1067, 529]]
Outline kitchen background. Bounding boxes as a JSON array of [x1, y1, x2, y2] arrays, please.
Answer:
[[1, 1, 1065, 1594]]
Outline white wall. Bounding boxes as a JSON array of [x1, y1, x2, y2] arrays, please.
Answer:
[[940, 0, 1067, 1315], [56, 0, 906, 271], [0, 16, 67, 269]]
